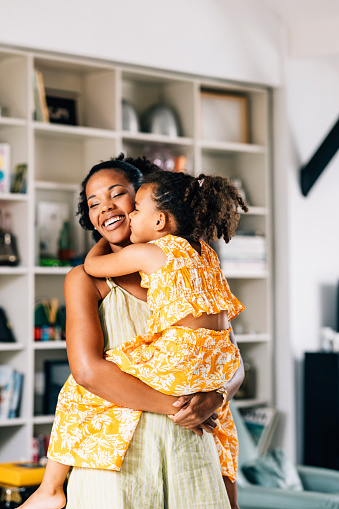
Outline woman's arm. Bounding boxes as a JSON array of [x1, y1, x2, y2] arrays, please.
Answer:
[[84, 238, 166, 278], [65, 265, 177, 414]]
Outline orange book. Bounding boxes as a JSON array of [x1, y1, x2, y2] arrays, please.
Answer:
[[0, 462, 45, 486]]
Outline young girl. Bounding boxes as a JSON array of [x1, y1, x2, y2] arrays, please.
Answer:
[[20, 170, 247, 509]]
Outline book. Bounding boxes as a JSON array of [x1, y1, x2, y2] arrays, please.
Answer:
[[32, 70, 49, 122], [0, 366, 24, 420], [8, 371, 24, 418], [0, 462, 45, 486], [0, 143, 11, 193], [240, 405, 279, 454], [36, 71, 49, 122], [0, 366, 14, 419], [10, 163, 28, 194]]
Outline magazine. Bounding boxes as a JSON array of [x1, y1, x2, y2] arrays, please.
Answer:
[[239, 405, 279, 454]]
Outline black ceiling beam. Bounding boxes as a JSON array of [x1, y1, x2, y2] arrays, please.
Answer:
[[300, 116, 339, 196]]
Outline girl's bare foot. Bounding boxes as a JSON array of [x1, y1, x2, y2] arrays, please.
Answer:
[[17, 484, 66, 509]]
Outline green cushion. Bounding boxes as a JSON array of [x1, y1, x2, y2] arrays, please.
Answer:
[[242, 448, 304, 491]]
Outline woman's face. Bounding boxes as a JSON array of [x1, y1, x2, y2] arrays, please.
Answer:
[[86, 169, 136, 247]]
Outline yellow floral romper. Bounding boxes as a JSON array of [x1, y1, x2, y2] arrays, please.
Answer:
[[48, 235, 244, 482]]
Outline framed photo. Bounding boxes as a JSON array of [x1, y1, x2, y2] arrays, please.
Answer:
[[201, 90, 249, 143], [45, 89, 78, 125], [43, 359, 71, 415]]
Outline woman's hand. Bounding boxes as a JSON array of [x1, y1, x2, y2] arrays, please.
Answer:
[[168, 392, 224, 435]]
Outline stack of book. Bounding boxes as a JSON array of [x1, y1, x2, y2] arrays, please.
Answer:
[[0, 366, 24, 420], [215, 232, 267, 275]]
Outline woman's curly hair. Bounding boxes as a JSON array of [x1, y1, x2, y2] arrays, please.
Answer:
[[77, 153, 161, 240], [143, 171, 248, 243]]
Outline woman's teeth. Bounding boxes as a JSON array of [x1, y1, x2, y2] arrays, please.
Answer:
[[104, 216, 124, 227]]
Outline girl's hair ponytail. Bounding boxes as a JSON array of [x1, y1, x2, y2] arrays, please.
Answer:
[[143, 171, 248, 243]]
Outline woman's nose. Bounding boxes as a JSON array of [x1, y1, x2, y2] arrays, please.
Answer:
[[101, 200, 114, 213], [129, 210, 135, 219]]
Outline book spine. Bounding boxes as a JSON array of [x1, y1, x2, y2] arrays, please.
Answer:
[[0, 143, 11, 193]]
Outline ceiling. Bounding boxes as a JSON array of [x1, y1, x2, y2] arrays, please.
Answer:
[[261, 0, 339, 26]]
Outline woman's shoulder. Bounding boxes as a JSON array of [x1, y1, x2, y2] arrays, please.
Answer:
[[65, 264, 109, 301]]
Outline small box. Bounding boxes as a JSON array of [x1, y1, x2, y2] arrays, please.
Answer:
[[0, 462, 45, 487], [0, 144, 11, 193]]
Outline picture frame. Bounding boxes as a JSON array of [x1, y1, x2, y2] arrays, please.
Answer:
[[45, 89, 78, 126], [43, 359, 70, 415], [200, 90, 249, 143]]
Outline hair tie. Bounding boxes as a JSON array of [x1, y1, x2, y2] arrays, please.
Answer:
[[198, 178, 204, 187]]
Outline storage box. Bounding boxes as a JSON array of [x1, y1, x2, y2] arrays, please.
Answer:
[[0, 462, 45, 487]]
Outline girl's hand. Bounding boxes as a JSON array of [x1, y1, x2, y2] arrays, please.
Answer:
[[168, 392, 223, 430]]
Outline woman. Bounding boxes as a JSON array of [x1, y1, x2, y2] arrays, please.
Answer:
[[65, 155, 244, 508]]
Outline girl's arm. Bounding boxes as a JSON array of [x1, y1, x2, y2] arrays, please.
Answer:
[[84, 238, 166, 278]]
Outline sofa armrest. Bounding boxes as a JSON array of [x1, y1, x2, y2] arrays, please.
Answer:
[[238, 484, 339, 509], [297, 464, 339, 494]]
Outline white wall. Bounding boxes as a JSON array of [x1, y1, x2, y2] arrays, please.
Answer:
[[0, 0, 282, 86], [285, 56, 339, 461]]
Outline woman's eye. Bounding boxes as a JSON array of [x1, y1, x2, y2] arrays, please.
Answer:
[[89, 202, 99, 209], [111, 192, 125, 199]]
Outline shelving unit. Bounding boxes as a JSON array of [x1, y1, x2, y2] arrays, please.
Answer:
[[0, 46, 273, 462]]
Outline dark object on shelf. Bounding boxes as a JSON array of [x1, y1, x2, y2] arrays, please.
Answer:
[[122, 100, 140, 132], [0, 483, 38, 508], [0, 211, 19, 266], [43, 360, 71, 415], [45, 92, 78, 125], [304, 352, 339, 469], [142, 104, 182, 137], [0, 308, 15, 342], [300, 116, 339, 196]]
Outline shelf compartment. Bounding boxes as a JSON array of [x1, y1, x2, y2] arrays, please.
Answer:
[[34, 131, 117, 185], [0, 52, 29, 120], [34, 56, 118, 130], [201, 150, 268, 208], [0, 272, 30, 345], [121, 70, 195, 138]]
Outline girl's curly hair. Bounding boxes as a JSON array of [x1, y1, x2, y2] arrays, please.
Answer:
[[143, 171, 248, 243], [77, 154, 161, 241]]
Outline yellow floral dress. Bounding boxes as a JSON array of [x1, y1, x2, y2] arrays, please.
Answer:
[[48, 235, 244, 482]]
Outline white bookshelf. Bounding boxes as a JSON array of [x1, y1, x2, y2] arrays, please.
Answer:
[[0, 46, 273, 462]]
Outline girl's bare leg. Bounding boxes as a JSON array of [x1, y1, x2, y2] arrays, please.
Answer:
[[223, 476, 239, 509], [17, 459, 69, 509]]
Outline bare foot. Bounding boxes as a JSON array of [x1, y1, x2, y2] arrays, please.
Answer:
[[17, 485, 66, 509]]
